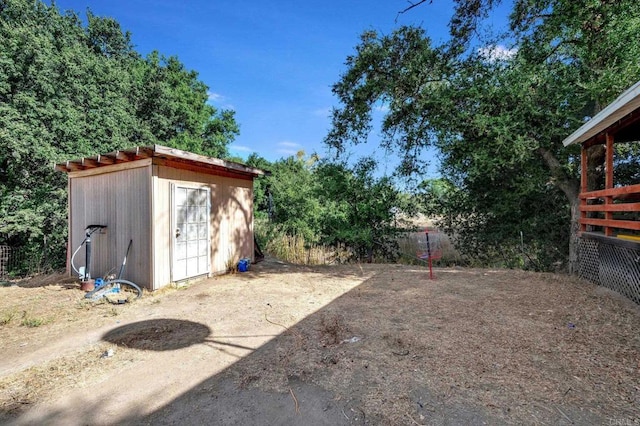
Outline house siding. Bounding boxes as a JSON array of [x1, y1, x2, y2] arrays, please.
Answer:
[[68, 162, 152, 289], [151, 164, 254, 290]]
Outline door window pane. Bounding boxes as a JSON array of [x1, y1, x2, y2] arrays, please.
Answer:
[[198, 256, 208, 273], [198, 223, 208, 239], [187, 241, 198, 257], [187, 224, 198, 241], [175, 186, 210, 280], [176, 242, 187, 260], [176, 188, 187, 206]]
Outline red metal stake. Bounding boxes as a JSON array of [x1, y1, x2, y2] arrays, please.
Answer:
[[426, 229, 434, 280]]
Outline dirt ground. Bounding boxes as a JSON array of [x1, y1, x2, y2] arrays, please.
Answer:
[[0, 259, 639, 425]]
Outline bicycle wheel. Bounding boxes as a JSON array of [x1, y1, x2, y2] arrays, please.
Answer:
[[85, 279, 143, 303]]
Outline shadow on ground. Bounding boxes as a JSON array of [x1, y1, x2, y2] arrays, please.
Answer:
[[6, 262, 635, 425], [110, 267, 507, 426], [2, 272, 79, 289], [102, 319, 212, 351]]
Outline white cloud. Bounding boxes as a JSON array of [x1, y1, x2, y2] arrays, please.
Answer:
[[277, 141, 302, 149], [478, 45, 518, 62], [206, 92, 235, 109], [229, 144, 253, 153], [275, 141, 303, 156], [207, 91, 225, 102]]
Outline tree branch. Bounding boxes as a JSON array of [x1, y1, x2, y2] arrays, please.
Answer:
[[540, 38, 581, 63], [396, 0, 432, 22], [536, 147, 579, 201]]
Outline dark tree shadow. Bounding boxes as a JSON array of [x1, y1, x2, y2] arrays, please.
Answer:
[[102, 319, 212, 351]]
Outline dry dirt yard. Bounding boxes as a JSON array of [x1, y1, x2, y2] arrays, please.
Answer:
[[0, 259, 639, 425]]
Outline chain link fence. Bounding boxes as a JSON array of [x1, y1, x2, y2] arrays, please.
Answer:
[[0, 245, 48, 280], [1, 246, 20, 280], [578, 234, 640, 305]]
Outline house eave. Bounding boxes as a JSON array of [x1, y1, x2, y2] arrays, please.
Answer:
[[55, 144, 267, 178], [562, 80, 640, 147]]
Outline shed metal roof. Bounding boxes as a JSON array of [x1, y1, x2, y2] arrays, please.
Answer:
[[562, 80, 640, 147], [55, 144, 267, 178]]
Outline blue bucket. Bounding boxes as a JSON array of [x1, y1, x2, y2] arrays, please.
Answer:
[[238, 258, 250, 272]]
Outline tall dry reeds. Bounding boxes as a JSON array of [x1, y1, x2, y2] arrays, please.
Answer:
[[255, 218, 461, 266], [263, 233, 351, 265]]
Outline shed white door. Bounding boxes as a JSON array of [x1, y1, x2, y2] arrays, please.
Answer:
[[172, 185, 210, 281]]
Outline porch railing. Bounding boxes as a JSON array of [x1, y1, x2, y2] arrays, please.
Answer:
[[580, 183, 640, 237]]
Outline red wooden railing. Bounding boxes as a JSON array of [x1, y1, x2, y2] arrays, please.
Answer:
[[580, 183, 640, 235], [579, 131, 640, 237]]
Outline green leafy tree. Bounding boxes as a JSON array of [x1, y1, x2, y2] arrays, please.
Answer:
[[326, 0, 640, 270], [253, 152, 402, 262], [263, 153, 322, 243], [245, 153, 273, 220], [133, 53, 238, 157], [316, 158, 402, 260], [417, 179, 455, 218], [0, 0, 239, 270]]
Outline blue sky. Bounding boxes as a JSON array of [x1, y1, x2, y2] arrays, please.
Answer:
[[51, 1, 511, 176]]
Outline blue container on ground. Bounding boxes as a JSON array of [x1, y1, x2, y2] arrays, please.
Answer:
[[238, 258, 250, 272]]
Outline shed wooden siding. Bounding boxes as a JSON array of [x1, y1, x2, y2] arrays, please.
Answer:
[[151, 164, 254, 289], [68, 162, 152, 288]]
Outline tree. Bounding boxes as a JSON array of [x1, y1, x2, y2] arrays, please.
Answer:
[[326, 0, 640, 270], [245, 153, 273, 219], [316, 158, 402, 261], [132, 52, 239, 157], [261, 153, 323, 243], [250, 152, 402, 262], [0, 0, 239, 270]]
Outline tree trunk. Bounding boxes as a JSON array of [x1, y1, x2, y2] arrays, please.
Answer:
[[537, 147, 581, 272], [586, 145, 606, 192]]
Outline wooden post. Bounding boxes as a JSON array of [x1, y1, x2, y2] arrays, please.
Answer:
[[605, 133, 614, 236], [580, 146, 588, 233]]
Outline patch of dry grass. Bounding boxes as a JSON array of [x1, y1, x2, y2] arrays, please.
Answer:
[[0, 277, 170, 371], [0, 276, 182, 414], [1, 263, 638, 424], [260, 233, 352, 265], [0, 343, 140, 415], [224, 266, 640, 424]]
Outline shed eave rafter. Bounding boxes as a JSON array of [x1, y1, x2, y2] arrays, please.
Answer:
[[55, 144, 266, 177], [55, 146, 154, 173]]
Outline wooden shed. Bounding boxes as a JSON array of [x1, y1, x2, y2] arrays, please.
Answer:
[[56, 145, 265, 291], [563, 81, 640, 304]]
